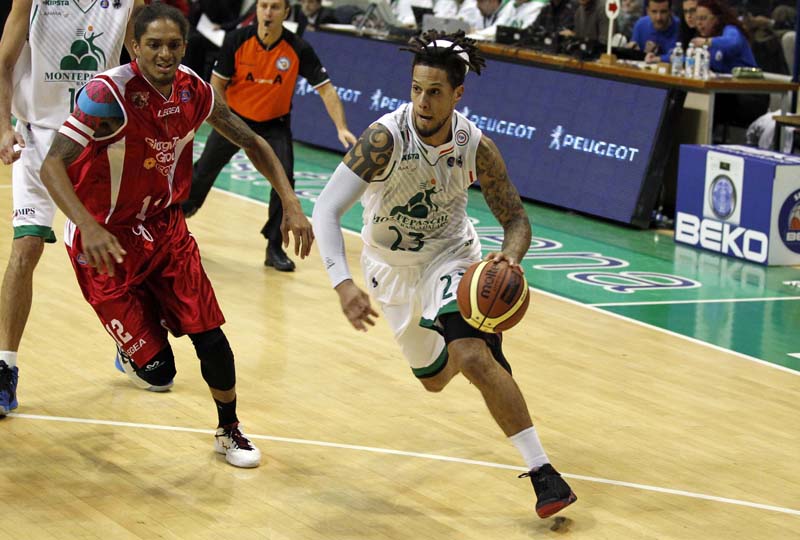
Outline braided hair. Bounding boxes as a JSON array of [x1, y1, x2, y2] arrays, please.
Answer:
[[400, 30, 486, 88]]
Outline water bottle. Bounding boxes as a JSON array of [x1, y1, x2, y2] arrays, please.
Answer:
[[670, 43, 684, 77], [700, 44, 710, 80], [685, 43, 696, 78]]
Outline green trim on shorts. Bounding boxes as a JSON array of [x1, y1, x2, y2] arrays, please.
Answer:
[[13, 225, 56, 244], [412, 346, 448, 378], [419, 300, 460, 329]]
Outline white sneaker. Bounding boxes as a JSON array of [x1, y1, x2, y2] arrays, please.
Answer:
[[214, 423, 261, 468], [114, 349, 173, 392]]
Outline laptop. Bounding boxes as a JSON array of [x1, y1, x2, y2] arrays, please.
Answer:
[[495, 25, 523, 45], [421, 14, 471, 34], [612, 46, 646, 61]]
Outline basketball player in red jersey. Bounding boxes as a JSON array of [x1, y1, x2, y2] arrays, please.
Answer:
[[40, 3, 313, 469], [312, 31, 576, 517]]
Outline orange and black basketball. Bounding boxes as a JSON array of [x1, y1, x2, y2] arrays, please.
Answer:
[[456, 260, 530, 333]]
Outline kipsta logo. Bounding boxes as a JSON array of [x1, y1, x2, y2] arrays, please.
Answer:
[[778, 188, 800, 253]]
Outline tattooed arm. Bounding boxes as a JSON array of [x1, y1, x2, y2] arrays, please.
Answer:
[[475, 134, 531, 265], [342, 123, 394, 182], [206, 87, 313, 257]]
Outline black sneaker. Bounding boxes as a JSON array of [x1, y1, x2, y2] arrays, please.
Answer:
[[265, 245, 295, 272], [0, 360, 19, 416], [519, 463, 577, 518]]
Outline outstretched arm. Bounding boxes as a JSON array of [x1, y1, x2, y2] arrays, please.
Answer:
[[317, 82, 357, 149], [41, 82, 127, 276], [475, 134, 531, 265], [206, 87, 313, 258], [0, 0, 32, 165], [41, 134, 127, 276], [313, 123, 393, 331]]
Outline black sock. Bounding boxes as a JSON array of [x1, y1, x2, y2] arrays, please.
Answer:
[[214, 397, 238, 428]]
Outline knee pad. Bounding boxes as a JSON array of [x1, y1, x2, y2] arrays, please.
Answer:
[[440, 313, 512, 375], [189, 328, 236, 391], [117, 345, 176, 392]]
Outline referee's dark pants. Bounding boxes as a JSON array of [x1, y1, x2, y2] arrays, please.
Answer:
[[185, 114, 294, 250]]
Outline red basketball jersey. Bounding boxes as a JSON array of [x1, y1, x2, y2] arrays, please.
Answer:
[[59, 61, 213, 226]]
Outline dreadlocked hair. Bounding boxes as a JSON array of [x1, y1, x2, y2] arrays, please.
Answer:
[[400, 30, 485, 88]]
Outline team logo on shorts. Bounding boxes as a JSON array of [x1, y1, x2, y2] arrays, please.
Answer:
[[131, 91, 149, 109], [276, 57, 291, 71], [778, 188, 800, 253], [455, 129, 469, 145], [101, 0, 109, 8], [179, 89, 192, 102], [143, 158, 156, 169], [76, 253, 88, 265]]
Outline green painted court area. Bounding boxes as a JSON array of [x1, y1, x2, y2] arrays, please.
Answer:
[[193, 126, 800, 373]]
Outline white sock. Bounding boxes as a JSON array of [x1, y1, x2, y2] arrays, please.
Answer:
[[509, 426, 549, 471], [0, 351, 18, 368]]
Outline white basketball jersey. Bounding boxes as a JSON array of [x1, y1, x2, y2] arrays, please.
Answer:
[[361, 103, 483, 266], [12, 0, 134, 130]]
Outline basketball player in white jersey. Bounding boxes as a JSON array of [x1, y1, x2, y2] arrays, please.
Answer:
[[0, 0, 144, 416], [312, 31, 577, 519]]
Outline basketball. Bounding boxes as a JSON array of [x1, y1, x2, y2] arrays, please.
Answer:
[[456, 260, 530, 333]]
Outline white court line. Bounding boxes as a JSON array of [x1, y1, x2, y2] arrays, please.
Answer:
[[213, 188, 800, 377], [8, 412, 800, 518], [592, 296, 800, 307]]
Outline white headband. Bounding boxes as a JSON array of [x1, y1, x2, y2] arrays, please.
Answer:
[[426, 39, 470, 74]]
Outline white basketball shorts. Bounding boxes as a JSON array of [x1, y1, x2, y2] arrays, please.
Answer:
[[360, 238, 481, 377], [11, 123, 57, 242]]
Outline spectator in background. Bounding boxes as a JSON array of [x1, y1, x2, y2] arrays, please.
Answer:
[[617, 0, 643, 38], [530, 0, 577, 36], [630, 0, 680, 54], [458, 0, 483, 27], [393, 0, 463, 25], [467, 0, 504, 30], [691, 0, 757, 71], [677, 0, 699, 47], [495, 0, 548, 29], [692, 0, 767, 139], [567, 0, 610, 43], [742, 4, 792, 73], [291, 0, 338, 31]]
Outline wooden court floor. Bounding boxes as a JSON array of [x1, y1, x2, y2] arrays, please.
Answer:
[[0, 165, 798, 540]]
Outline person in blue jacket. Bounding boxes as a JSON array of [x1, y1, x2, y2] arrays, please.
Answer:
[[692, 0, 766, 140], [630, 0, 680, 55], [691, 0, 757, 72]]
